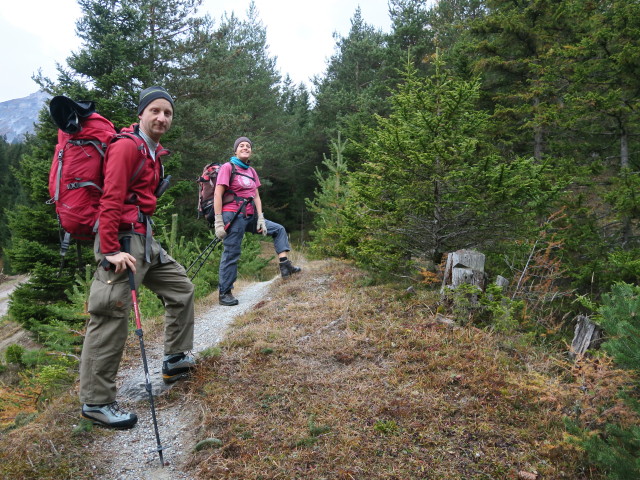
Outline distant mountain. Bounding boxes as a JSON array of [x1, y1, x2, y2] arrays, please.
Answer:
[[0, 91, 50, 144]]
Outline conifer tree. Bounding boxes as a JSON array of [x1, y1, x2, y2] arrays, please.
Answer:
[[312, 7, 393, 150], [558, 0, 640, 171], [567, 282, 640, 479], [338, 58, 564, 277], [305, 133, 351, 258], [468, 0, 576, 160], [0, 138, 26, 261]]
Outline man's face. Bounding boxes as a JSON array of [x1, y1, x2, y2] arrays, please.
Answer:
[[235, 141, 252, 162], [138, 98, 173, 142]]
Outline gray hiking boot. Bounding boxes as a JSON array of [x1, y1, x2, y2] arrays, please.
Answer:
[[162, 352, 196, 384], [279, 259, 301, 278], [81, 401, 138, 429], [219, 291, 239, 306]]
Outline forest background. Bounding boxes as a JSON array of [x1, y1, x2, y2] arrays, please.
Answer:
[[0, 0, 640, 478]]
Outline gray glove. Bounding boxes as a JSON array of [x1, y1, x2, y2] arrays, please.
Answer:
[[257, 213, 267, 236], [214, 214, 227, 240]]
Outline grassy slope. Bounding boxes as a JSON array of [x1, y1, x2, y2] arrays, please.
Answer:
[[0, 258, 633, 479], [183, 259, 616, 479]]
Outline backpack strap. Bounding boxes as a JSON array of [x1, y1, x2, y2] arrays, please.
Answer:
[[222, 163, 239, 205], [68, 139, 108, 157], [225, 164, 256, 215], [112, 132, 151, 184]]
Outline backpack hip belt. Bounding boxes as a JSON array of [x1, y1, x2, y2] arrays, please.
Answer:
[[118, 211, 154, 263]]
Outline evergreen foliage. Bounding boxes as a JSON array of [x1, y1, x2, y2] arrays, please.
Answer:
[[558, 0, 640, 171], [0, 138, 25, 261], [575, 422, 640, 480], [312, 7, 394, 151], [330, 58, 565, 277], [598, 282, 640, 372], [305, 133, 351, 258]]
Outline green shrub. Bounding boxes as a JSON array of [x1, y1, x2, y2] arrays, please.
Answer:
[[566, 419, 640, 480], [598, 282, 640, 371], [5, 344, 25, 365], [32, 364, 75, 401], [21, 349, 53, 368], [480, 283, 525, 333], [442, 283, 484, 325]]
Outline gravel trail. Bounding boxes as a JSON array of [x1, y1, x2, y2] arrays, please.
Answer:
[[84, 277, 278, 479], [0, 275, 28, 318]]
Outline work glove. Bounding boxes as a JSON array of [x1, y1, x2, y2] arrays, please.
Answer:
[[214, 214, 227, 240], [257, 213, 268, 236]]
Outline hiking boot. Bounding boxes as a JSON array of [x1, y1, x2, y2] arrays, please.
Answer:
[[279, 259, 301, 278], [219, 291, 239, 306], [81, 401, 138, 429], [162, 352, 196, 384]]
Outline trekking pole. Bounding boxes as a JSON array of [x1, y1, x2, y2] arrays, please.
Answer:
[[185, 197, 252, 281], [120, 236, 165, 467], [185, 236, 221, 280]]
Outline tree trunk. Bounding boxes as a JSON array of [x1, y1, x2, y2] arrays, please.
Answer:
[[533, 96, 544, 161], [620, 129, 629, 169]]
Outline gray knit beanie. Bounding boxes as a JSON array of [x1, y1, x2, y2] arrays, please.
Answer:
[[138, 86, 174, 115], [234, 136, 252, 152]]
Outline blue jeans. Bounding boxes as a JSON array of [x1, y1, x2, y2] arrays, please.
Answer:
[[218, 212, 290, 294]]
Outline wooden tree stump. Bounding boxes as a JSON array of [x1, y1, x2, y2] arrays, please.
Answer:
[[570, 315, 602, 359], [441, 249, 486, 292]]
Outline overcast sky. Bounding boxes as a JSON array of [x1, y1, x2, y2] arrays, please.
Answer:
[[0, 0, 393, 103]]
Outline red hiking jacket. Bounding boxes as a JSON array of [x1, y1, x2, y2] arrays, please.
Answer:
[[98, 124, 169, 255]]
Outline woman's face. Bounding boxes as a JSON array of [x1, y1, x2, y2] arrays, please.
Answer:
[[235, 141, 252, 162]]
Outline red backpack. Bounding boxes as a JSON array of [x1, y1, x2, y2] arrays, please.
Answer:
[[46, 96, 147, 271], [196, 162, 239, 222]]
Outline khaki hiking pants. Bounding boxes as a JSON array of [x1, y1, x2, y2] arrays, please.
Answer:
[[79, 233, 194, 405]]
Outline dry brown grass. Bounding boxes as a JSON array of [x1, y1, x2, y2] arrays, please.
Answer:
[[0, 258, 634, 479], [180, 259, 618, 479], [0, 391, 103, 479]]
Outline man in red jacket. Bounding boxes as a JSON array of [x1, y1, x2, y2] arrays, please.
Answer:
[[79, 86, 195, 429]]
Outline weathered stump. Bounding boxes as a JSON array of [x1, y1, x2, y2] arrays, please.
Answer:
[[570, 315, 602, 359], [441, 249, 486, 292]]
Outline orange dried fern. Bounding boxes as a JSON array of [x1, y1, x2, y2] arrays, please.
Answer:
[[570, 355, 638, 429]]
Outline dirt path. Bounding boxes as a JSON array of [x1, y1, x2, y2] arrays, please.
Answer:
[[86, 277, 278, 479], [0, 275, 40, 355], [0, 274, 28, 318]]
